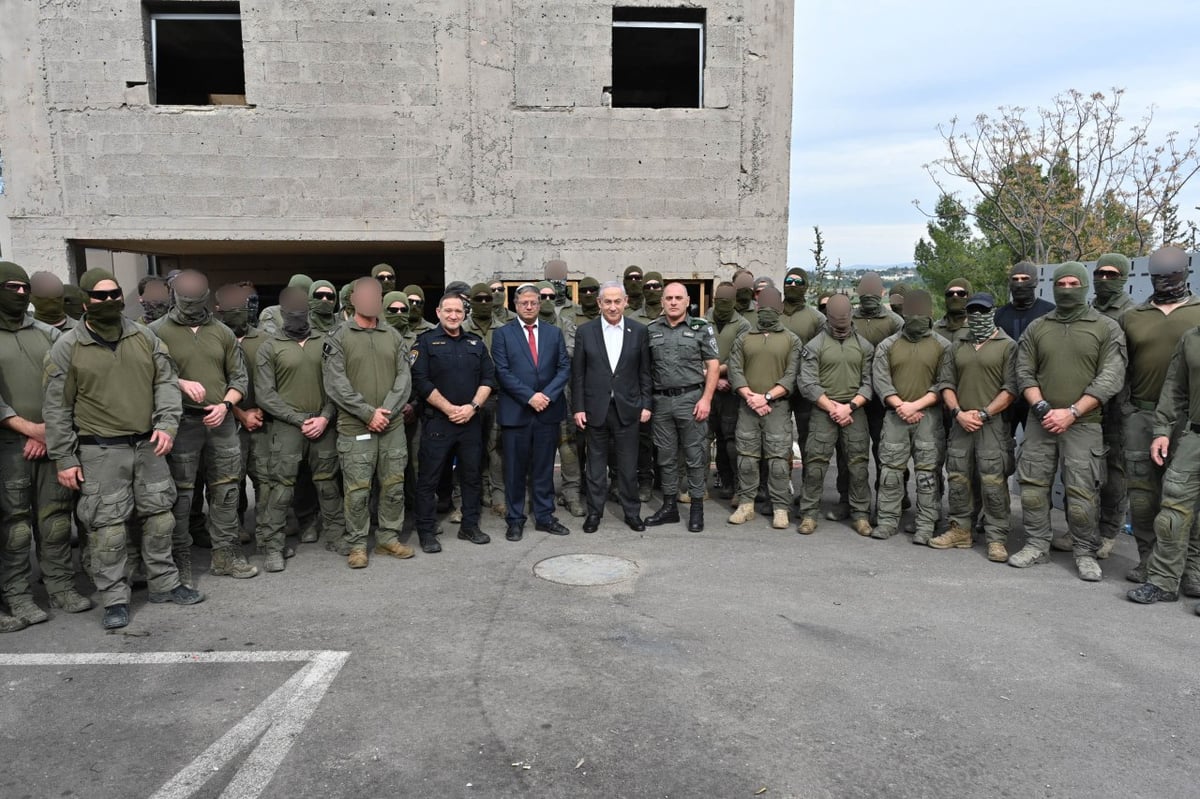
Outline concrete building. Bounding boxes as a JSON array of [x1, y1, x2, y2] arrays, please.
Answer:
[[0, 1, 793, 307]]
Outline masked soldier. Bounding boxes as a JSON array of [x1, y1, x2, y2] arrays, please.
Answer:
[[45, 268, 203, 630], [636, 272, 665, 323], [732, 271, 757, 328], [29, 272, 75, 332], [1009, 262, 1126, 581], [727, 287, 800, 530], [623, 265, 645, 314], [779, 267, 824, 484], [871, 290, 951, 543], [490, 279, 513, 324], [307, 280, 340, 333], [544, 259, 576, 320], [888, 283, 907, 316], [137, 275, 171, 325], [339, 282, 355, 322], [707, 282, 752, 498], [932, 293, 1017, 562], [795, 294, 874, 537], [259, 273, 312, 336], [62, 284, 86, 321], [996, 261, 1055, 433], [464, 282, 507, 517], [371, 263, 396, 295], [936, 278, 973, 343], [403, 283, 436, 336]]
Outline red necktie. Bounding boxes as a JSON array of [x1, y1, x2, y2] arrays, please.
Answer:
[[526, 324, 538, 365]]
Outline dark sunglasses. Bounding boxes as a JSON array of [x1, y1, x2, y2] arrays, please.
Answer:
[[539, 293, 556, 300], [490, 285, 504, 293], [580, 286, 600, 295], [1093, 270, 1122, 281], [313, 290, 336, 300], [643, 282, 663, 291], [1, 281, 30, 293], [626, 274, 643, 281], [387, 305, 407, 314], [87, 288, 123, 301], [375, 274, 394, 282], [783, 277, 805, 286], [408, 298, 424, 307], [945, 289, 968, 298], [472, 294, 493, 303]]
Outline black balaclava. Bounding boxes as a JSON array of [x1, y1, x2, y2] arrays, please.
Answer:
[[825, 294, 853, 341], [545, 260, 569, 307], [902, 290, 934, 341], [755, 287, 784, 332], [1052, 262, 1090, 323], [733, 272, 755, 314], [216, 300, 251, 337], [308, 280, 338, 332], [1148, 246, 1191, 305], [79, 268, 125, 341], [578, 277, 600, 319], [783, 267, 809, 312], [857, 272, 885, 318], [624, 265, 644, 311], [1008, 261, 1038, 309], [943, 277, 973, 329], [712, 284, 735, 326], [0, 261, 30, 331], [279, 287, 312, 341], [30, 271, 67, 327]]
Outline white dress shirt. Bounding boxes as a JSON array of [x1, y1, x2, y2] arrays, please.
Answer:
[[603, 318, 624, 372]]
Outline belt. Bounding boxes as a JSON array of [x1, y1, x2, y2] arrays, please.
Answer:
[[653, 383, 703, 397], [1132, 399, 1157, 412], [78, 431, 152, 447], [183, 406, 209, 417]]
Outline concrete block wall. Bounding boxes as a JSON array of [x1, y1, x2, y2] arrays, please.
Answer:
[[0, 0, 793, 285]]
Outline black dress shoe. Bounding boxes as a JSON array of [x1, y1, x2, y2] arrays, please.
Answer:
[[506, 524, 524, 542], [420, 539, 442, 554], [535, 518, 571, 536], [624, 515, 646, 532], [583, 514, 600, 533], [458, 526, 491, 545], [102, 604, 129, 630]]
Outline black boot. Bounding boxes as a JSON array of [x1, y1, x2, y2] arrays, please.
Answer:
[[645, 495, 680, 526], [687, 501, 704, 532]]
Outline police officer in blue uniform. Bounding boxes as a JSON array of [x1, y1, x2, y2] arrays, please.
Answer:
[[410, 292, 497, 553]]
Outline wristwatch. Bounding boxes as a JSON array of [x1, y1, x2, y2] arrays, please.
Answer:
[[978, 409, 991, 422], [1033, 400, 1051, 419], [1068, 404, 1080, 419], [848, 399, 860, 411], [470, 401, 480, 411], [764, 391, 774, 403], [223, 400, 233, 412], [951, 407, 961, 417]]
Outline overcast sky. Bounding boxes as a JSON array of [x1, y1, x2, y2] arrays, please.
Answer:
[[787, 0, 1200, 267]]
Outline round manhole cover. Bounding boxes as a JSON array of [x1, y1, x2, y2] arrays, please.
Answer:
[[533, 554, 639, 586]]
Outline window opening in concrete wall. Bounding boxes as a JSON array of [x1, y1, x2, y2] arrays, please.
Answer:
[[149, 9, 245, 105], [611, 7, 705, 109]]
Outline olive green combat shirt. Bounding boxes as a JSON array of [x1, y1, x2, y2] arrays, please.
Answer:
[[255, 332, 336, 426], [0, 316, 59, 433], [798, 330, 874, 404], [1120, 295, 1200, 408], [1016, 308, 1126, 424], [322, 318, 411, 435], [874, 331, 951, 404], [1154, 328, 1200, 438], [939, 331, 1018, 412], [728, 328, 801, 395], [150, 316, 248, 411]]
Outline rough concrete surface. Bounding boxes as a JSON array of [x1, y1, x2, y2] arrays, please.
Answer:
[[2, 474, 1197, 799]]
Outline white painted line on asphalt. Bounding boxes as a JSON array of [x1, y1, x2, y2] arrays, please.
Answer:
[[0, 650, 350, 799]]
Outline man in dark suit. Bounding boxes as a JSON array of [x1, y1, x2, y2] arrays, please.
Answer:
[[492, 284, 573, 541], [572, 281, 653, 532]]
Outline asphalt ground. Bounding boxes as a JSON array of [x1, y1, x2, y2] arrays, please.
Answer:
[[2, 470, 1198, 799]]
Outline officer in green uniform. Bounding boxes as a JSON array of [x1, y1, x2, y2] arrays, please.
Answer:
[[644, 282, 719, 532], [0, 263, 86, 629], [490, 279, 513, 324], [780, 267, 824, 489], [323, 277, 413, 568], [794, 294, 874, 537], [732, 271, 757, 329], [404, 283, 436, 336], [29, 272, 76, 332], [871, 290, 951, 543], [151, 270, 258, 583], [636, 272, 665, 323], [707, 282, 752, 498], [44, 268, 203, 630], [935, 278, 973, 343], [137, 275, 171, 324], [1089, 253, 1134, 559], [371, 263, 396, 295], [254, 288, 345, 571], [623, 265, 645, 315], [307, 280, 339, 333], [932, 293, 1017, 562], [727, 287, 800, 530], [1128, 324, 1200, 608], [258, 273, 312, 335], [464, 282, 507, 516], [1118, 245, 1200, 581], [1010, 262, 1126, 581]]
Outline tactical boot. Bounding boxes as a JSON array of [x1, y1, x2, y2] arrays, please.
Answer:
[[1007, 546, 1050, 568], [929, 522, 972, 550], [210, 546, 259, 579], [448, 507, 463, 524], [0, 613, 28, 633], [1125, 562, 1147, 583], [1074, 556, 1102, 582], [1181, 577, 1200, 598], [173, 547, 194, 587], [1126, 582, 1178, 604], [325, 538, 352, 556], [347, 548, 369, 569], [638, 481, 653, 503], [728, 503, 756, 525], [987, 542, 1008, 563], [1050, 533, 1073, 552], [912, 528, 933, 546], [1096, 536, 1116, 559], [148, 585, 205, 605], [870, 526, 896, 540], [772, 509, 790, 530], [263, 551, 286, 573], [851, 518, 873, 537], [560, 494, 586, 518], [824, 502, 850, 521], [298, 521, 320, 544], [49, 589, 93, 613], [687, 502, 704, 532], [796, 517, 818, 535], [375, 541, 415, 559], [645, 496, 680, 527], [8, 596, 48, 625], [102, 604, 129, 630]]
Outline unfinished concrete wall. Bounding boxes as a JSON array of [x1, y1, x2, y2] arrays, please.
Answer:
[[0, 0, 792, 284]]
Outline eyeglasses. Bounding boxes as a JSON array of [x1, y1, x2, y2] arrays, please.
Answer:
[[643, 282, 663, 291], [313, 291, 336, 301], [539, 293, 556, 301], [375, 274, 394, 282], [783, 278, 804, 286], [407, 298, 424, 307], [1094, 270, 1122, 281], [580, 286, 599, 295], [945, 289, 968, 298], [472, 295, 493, 303], [86, 288, 124, 301], [1, 281, 30, 294], [387, 305, 407, 314]]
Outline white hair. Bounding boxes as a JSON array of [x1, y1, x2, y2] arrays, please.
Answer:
[[599, 280, 626, 298]]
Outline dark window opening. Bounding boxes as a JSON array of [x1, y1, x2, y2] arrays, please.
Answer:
[[150, 10, 245, 105], [611, 7, 704, 109]]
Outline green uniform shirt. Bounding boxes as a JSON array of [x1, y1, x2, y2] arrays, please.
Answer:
[[781, 306, 825, 344], [851, 309, 903, 347], [728, 328, 801, 395], [322, 318, 411, 435], [43, 318, 182, 471], [464, 315, 499, 350], [1120, 295, 1200, 406], [934, 314, 970, 344], [874, 332, 951, 403], [257, 305, 283, 336], [255, 332, 335, 426], [635, 303, 664, 324], [1094, 293, 1134, 322], [1016, 308, 1126, 423], [0, 316, 59, 428], [711, 313, 752, 364], [647, 314, 719, 389], [238, 326, 268, 409], [150, 316, 248, 410], [1154, 328, 1200, 438], [940, 331, 1018, 412], [798, 330, 874, 404]]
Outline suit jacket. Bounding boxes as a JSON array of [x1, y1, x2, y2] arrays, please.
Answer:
[[571, 316, 652, 427], [492, 317, 571, 426]]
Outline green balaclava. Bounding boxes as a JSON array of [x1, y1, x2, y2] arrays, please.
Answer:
[[1148, 246, 1191, 305], [857, 272, 885, 317], [783, 267, 809, 311], [63, 284, 86, 320], [308, 279, 338, 332], [371, 263, 396, 293], [214, 287, 251, 337], [287, 273, 314, 292], [0, 261, 31, 331], [755, 286, 784, 331], [825, 293, 853, 340], [578, 276, 601, 318], [79, 268, 125, 341], [1052, 262, 1090, 322], [544, 260, 570, 306], [1008, 261, 1039, 309], [643, 271, 664, 309], [1092, 253, 1130, 309], [383, 290, 410, 333], [943, 277, 973, 327], [712, 283, 736, 325], [403, 284, 424, 324], [279, 287, 312, 341], [902, 289, 934, 341], [888, 283, 908, 315], [340, 282, 356, 318], [469, 282, 494, 323], [817, 291, 832, 315], [170, 273, 212, 327], [966, 294, 997, 344], [733, 272, 755, 313], [624, 265, 645, 310], [536, 280, 558, 323], [30, 271, 67, 327]]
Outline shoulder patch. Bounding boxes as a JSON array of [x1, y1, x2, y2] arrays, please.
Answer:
[[409, 348, 419, 365], [322, 341, 334, 359]]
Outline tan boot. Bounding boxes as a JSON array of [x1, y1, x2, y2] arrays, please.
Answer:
[[210, 546, 259, 579], [347, 548, 369, 569], [929, 521, 973, 550], [987, 542, 1008, 562], [772, 509, 789, 529], [1096, 537, 1116, 559], [796, 517, 818, 535], [727, 503, 756, 524], [851, 518, 873, 537], [375, 541, 415, 560]]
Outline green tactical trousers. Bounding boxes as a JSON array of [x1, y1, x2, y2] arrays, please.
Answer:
[[167, 415, 243, 552], [651, 388, 708, 499], [945, 416, 1014, 544], [876, 411, 944, 535], [798, 408, 870, 521], [1147, 429, 1200, 593], [1124, 409, 1165, 562], [0, 436, 76, 598], [734, 401, 793, 511], [337, 425, 407, 550], [1018, 418, 1103, 557], [1098, 400, 1127, 541], [259, 421, 345, 554]]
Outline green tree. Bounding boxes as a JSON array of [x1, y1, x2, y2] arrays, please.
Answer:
[[914, 193, 1012, 311]]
